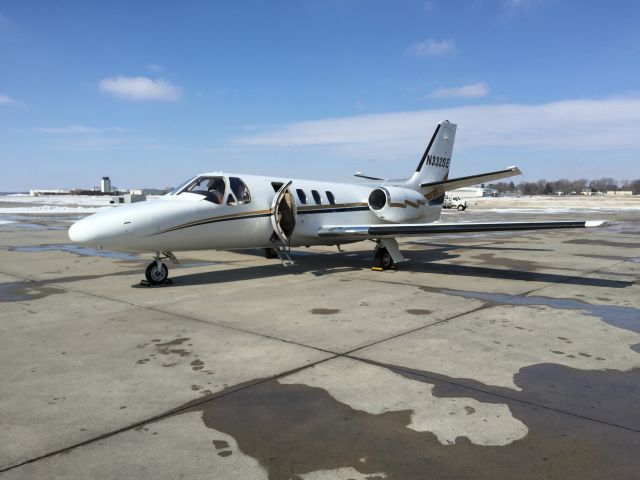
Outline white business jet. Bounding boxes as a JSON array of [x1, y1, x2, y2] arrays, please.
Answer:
[[69, 120, 608, 284]]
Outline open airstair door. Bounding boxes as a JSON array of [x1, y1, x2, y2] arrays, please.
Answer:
[[270, 180, 297, 246]]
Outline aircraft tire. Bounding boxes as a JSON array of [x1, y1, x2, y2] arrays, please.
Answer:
[[374, 246, 395, 270], [457, 205, 466, 211], [145, 262, 168, 285], [381, 249, 395, 269]]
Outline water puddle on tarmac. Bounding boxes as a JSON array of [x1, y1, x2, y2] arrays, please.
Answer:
[[0, 281, 65, 302], [9, 244, 139, 261], [167, 373, 640, 480], [439, 289, 640, 334]]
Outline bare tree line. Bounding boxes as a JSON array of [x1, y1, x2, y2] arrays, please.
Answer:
[[488, 178, 640, 195]]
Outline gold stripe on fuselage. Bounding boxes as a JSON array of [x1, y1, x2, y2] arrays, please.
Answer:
[[297, 202, 368, 212], [153, 202, 369, 236]]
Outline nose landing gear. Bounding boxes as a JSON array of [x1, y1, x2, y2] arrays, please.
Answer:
[[143, 252, 177, 286]]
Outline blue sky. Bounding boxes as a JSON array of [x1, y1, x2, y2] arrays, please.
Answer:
[[1, 0, 639, 191]]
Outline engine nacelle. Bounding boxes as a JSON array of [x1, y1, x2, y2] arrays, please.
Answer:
[[368, 186, 427, 223]]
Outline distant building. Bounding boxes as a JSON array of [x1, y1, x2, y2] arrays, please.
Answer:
[[581, 187, 597, 196], [606, 190, 633, 196], [450, 187, 498, 198], [100, 177, 111, 193]]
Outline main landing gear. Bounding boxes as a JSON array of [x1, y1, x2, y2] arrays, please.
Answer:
[[371, 239, 405, 272], [143, 252, 178, 286], [372, 245, 396, 271]]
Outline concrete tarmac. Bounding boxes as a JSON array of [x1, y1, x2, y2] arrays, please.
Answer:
[[0, 200, 639, 479]]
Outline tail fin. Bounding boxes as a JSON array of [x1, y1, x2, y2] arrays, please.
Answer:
[[407, 120, 457, 188]]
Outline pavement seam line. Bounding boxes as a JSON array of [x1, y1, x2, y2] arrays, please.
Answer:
[[350, 357, 640, 434], [0, 354, 341, 474], [0, 269, 337, 356]]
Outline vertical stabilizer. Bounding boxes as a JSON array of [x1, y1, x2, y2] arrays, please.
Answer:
[[407, 120, 457, 188]]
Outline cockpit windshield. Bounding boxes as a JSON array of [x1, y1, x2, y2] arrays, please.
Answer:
[[167, 177, 197, 195], [172, 175, 251, 206], [178, 176, 226, 204]]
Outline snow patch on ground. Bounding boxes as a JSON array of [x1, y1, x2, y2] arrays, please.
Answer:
[[0, 205, 109, 214], [0, 195, 114, 206]]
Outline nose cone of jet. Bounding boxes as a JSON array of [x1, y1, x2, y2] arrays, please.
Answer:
[[68, 209, 119, 246], [68, 216, 98, 245]]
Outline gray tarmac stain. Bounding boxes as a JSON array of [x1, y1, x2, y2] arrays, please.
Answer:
[[575, 253, 637, 262], [311, 308, 340, 315], [212, 440, 229, 450], [632, 344, 640, 353], [437, 288, 640, 334], [155, 337, 192, 358], [169, 373, 640, 480], [564, 239, 640, 249], [405, 309, 432, 316], [0, 281, 65, 302], [474, 253, 540, 271], [156, 337, 190, 346], [390, 361, 640, 432], [191, 359, 205, 371], [8, 244, 139, 261]]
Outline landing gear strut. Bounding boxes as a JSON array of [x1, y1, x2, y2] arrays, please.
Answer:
[[144, 252, 176, 285]]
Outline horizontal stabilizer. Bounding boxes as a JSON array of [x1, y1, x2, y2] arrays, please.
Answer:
[[318, 220, 610, 238], [420, 166, 521, 190], [354, 172, 385, 181]]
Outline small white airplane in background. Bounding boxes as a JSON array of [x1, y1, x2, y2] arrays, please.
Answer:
[[69, 120, 608, 285]]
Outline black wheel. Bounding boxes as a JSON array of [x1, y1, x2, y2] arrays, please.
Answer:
[[145, 262, 168, 285], [373, 247, 395, 270], [457, 205, 465, 211], [264, 247, 278, 259], [381, 250, 395, 269]]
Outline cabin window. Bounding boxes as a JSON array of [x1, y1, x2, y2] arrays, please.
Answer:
[[296, 189, 307, 204], [181, 176, 226, 204], [311, 190, 322, 205], [229, 177, 251, 204], [326, 191, 335, 205]]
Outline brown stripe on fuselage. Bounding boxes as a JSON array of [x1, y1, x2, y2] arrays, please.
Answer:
[[298, 202, 368, 211]]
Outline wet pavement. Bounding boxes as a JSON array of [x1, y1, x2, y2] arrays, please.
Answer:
[[0, 200, 639, 479]]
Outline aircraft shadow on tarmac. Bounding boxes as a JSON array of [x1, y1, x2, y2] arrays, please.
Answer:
[[163, 245, 632, 289]]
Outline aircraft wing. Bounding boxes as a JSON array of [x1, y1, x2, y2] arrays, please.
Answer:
[[318, 220, 610, 238]]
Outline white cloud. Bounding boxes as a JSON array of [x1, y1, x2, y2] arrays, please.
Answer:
[[33, 125, 128, 134], [235, 96, 640, 158], [406, 38, 455, 57], [0, 94, 17, 105], [147, 64, 165, 72], [428, 82, 489, 99], [99, 76, 182, 101]]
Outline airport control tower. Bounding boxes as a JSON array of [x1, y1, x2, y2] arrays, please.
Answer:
[[100, 176, 111, 193]]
